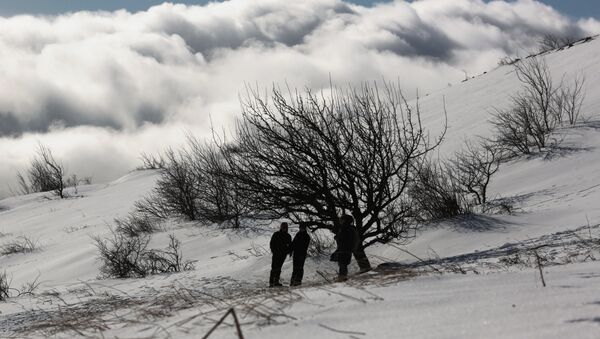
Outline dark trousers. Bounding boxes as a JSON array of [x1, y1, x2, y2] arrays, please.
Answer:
[[338, 263, 348, 277], [269, 254, 286, 286], [337, 251, 352, 278], [291, 256, 306, 286]]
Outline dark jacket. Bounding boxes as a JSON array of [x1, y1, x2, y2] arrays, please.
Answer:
[[336, 226, 359, 253], [335, 226, 359, 265], [270, 231, 292, 256], [291, 232, 310, 260]]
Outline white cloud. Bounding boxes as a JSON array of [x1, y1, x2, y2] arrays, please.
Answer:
[[0, 0, 598, 197]]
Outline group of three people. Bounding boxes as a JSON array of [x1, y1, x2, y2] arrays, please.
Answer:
[[269, 214, 359, 287]]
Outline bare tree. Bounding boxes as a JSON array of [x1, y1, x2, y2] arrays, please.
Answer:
[[223, 83, 445, 270], [514, 57, 557, 133], [449, 139, 503, 206]]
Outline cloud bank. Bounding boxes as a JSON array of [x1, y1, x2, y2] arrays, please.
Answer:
[[0, 0, 598, 197]]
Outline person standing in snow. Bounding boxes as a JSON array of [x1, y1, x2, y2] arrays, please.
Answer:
[[290, 223, 311, 286], [335, 214, 359, 281], [269, 222, 292, 287]]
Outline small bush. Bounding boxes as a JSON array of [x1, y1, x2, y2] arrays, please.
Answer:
[[0, 271, 42, 302], [144, 235, 194, 274], [448, 139, 503, 206], [410, 159, 471, 221], [17, 143, 66, 198], [492, 57, 586, 156], [114, 213, 162, 237], [539, 34, 578, 53], [138, 152, 166, 170], [1, 236, 38, 256], [93, 230, 151, 278], [93, 230, 192, 279], [0, 271, 10, 301], [135, 141, 253, 228]]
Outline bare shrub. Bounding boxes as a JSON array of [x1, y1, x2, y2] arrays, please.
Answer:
[[136, 148, 199, 221], [93, 230, 151, 278], [136, 140, 253, 228], [185, 137, 253, 228], [114, 213, 162, 237], [555, 73, 586, 125], [223, 82, 445, 270], [138, 152, 165, 170], [498, 56, 519, 67], [144, 234, 194, 274], [539, 34, 578, 52], [17, 143, 66, 198], [491, 57, 586, 155], [410, 159, 470, 221], [448, 139, 503, 206], [1, 236, 39, 255], [93, 230, 192, 278], [65, 175, 93, 196], [0, 271, 9, 301]]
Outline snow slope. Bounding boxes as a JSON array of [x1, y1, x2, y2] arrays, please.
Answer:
[[1, 38, 600, 338]]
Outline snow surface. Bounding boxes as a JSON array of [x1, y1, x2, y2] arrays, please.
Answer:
[[1, 38, 600, 338]]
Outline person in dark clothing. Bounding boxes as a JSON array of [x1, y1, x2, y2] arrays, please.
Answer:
[[269, 222, 292, 287], [290, 223, 311, 286], [335, 214, 359, 281]]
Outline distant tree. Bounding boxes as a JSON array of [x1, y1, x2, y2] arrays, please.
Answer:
[[539, 34, 577, 52], [491, 57, 586, 155], [554, 73, 586, 125]]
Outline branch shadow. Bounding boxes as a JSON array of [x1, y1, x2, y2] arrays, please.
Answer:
[[443, 214, 517, 233], [566, 317, 600, 324]]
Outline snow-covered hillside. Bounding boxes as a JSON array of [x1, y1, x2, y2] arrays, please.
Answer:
[[2, 37, 600, 338]]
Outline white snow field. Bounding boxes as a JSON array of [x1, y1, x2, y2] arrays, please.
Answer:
[[2, 37, 600, 338]]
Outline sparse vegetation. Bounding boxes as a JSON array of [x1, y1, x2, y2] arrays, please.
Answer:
[[448, 139, 504, 207], [93, 229, 151, 278], [0, 271, 9, 301], [410, 159, 470, 221], [539, 33, 578, 53], [0, 271, 40, 302], [491, 57, 586, 156], [1, 236, 39, 256], [138, 152, 165, 170], [93, 229, 193, 279], [17, 143, 66, 198], [114, 213, 163, 237], [135, 141, 252, 229], [15, 143, 91, 198]]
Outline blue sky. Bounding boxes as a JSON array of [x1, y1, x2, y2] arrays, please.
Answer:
[[0, 1, 598, 19]]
